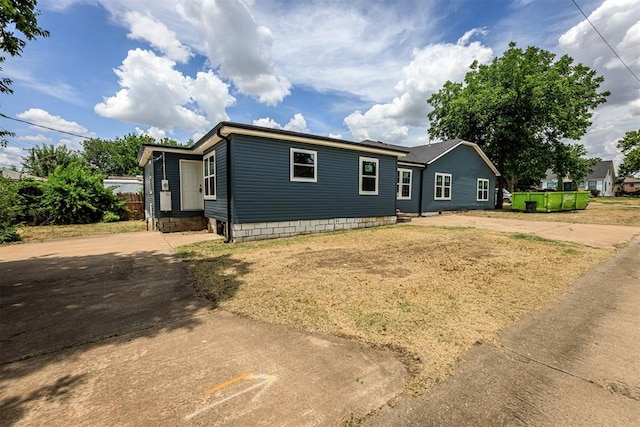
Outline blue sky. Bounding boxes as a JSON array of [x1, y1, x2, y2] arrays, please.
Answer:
[[2, 0, 639, 171]]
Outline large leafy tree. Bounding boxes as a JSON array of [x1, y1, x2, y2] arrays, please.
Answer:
[[618, 129, 640, 177], [82, 133, 184, 176], [22, 143, 80, 178], [428, 42, 609, 207], [1, 0, 50, 146]]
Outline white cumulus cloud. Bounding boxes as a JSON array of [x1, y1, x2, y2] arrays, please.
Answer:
[[252, 113, 309, 133], [94, 48, 235, 134], [124, 11, 192, 63], [344, 32, 494, 144], [16, 108, 90, 135]]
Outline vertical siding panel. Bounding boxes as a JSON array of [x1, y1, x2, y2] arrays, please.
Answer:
[[396, 166, 423, 213], [204, 141, 228, 221]]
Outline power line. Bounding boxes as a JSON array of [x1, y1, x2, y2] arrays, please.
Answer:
[[0, 112, 93, 139], [570, 0, 640, 84]]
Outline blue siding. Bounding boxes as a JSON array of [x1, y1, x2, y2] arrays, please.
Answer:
[[396, 165, 423, 213], [421, 145, 496, 212], [230, 135, 397, 223], [204, 141, 229, 221], [152, 152, 203, 218]]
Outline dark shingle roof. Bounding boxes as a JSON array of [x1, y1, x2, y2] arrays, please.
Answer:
[[586, 160, 614, 180], [401, 138, 465, 164]]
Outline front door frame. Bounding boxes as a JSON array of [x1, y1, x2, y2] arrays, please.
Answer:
[[179, 160, 204, 211]]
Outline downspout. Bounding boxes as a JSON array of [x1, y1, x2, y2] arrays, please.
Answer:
[[418, 167, 425, 216], [217, 128, 233, 243]]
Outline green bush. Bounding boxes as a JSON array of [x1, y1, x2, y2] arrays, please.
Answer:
[[43, 162, 125, 224], [0, 176, 22, 243], [13, 178, 49, 225], [102, 211, 121, 223]]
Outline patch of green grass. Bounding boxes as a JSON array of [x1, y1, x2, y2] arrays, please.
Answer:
[[16, 221, 147, 242]]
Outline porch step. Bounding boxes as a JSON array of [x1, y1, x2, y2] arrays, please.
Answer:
[[396, 213, 413, 223]]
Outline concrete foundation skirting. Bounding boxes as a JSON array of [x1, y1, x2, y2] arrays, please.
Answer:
[[231, 216, 397, 242], [156, 216, 208, 233]]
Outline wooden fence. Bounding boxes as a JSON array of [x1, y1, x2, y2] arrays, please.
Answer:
[[118, 192, 144, 220]]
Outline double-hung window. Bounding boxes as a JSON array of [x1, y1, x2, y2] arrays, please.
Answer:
[[397, 169, 412, 199], [434, 173, 452, 200], [203, 152, 216, 199], [359, 157, 379, 195], [477, 178, 489, 201], [290, 148, 317, 182]]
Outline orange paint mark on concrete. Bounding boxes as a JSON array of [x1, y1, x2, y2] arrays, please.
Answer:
[[205, 372, 252, 395]]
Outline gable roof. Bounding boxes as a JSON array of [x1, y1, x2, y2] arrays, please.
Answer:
[[138, 122, 410, 166], [586, 160, 615, 180], [400, 139, 501, 176]]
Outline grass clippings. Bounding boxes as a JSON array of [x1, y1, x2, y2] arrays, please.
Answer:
[[179, 225, 613, 395], [463, 199, 640, 226], [16, 221, 148, 242]]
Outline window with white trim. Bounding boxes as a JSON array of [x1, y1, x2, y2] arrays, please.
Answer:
[[359, 157, 379, 195], [397, 168, 412, 200], [290, 148, 317, 182], [477, 178, 489, 201], [434, 173, 452, 200], [203, 152, 216, 199]]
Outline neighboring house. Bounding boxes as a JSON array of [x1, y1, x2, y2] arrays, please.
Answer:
[[138, 122, 409, 241], [540, 160, 616, 196], [394, 139, 500, 214], [1, 167, 45, 181], [621, 177, 640, 195], [103, 176, 143, 194]]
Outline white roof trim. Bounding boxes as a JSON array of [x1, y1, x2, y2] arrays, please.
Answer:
[[428, 141, 501, 176], [138, 124, 407, 166]]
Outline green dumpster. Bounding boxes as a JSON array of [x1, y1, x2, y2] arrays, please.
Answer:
[[511, 192, 589, 212]]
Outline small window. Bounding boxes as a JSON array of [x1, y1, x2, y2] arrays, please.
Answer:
[[397, 168, 412, 200], [359, 157, 379, 195], [588, 180, 597, 190], [434, 173, 452, 200], [477, 178, 489, 201], [290, 148, 317, 182], [203, 152, 216, 200]]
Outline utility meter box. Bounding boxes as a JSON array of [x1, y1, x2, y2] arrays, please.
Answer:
[[161, 179, 169, 191], [160, 191, 172, 211]]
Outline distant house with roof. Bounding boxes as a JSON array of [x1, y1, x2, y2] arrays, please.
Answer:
[[540, 160, 615, 196]]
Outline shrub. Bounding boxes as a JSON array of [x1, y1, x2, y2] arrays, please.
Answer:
[[43, 162, 125, 224], [0, 176, 22, 243], [102, 211, 121, 223], [590, 189, 601, 198], [14, 179, 49, 225]]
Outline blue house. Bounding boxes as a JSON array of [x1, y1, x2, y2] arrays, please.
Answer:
[[138, 122, 409, 242], [393, 139, 500, 214]]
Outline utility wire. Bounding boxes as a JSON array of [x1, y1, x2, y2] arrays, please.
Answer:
[[570, 0, 640, 84], [0, 112, 93, 139]]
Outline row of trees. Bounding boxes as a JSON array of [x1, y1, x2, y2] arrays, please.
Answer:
[[21, 133, 185, 178]]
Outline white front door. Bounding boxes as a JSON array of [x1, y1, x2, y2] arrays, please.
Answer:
[[180, 160, 204, 210]]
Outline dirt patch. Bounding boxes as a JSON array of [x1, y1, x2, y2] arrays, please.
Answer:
[[179, 225, 613, 395]]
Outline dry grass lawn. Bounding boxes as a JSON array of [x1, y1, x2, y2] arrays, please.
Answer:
[[178, 225, 613, 395], [16, 221, 147, 242], [463, 199, 640, 226]]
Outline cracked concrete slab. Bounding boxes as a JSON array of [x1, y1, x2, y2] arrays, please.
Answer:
[[0, 232, 405, 426], [369, 238, 640, 425], [411, 215, 640, 249]]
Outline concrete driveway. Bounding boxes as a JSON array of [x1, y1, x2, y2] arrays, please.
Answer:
[[411, 214, 640, 249], [0, 232, 405, 426]]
